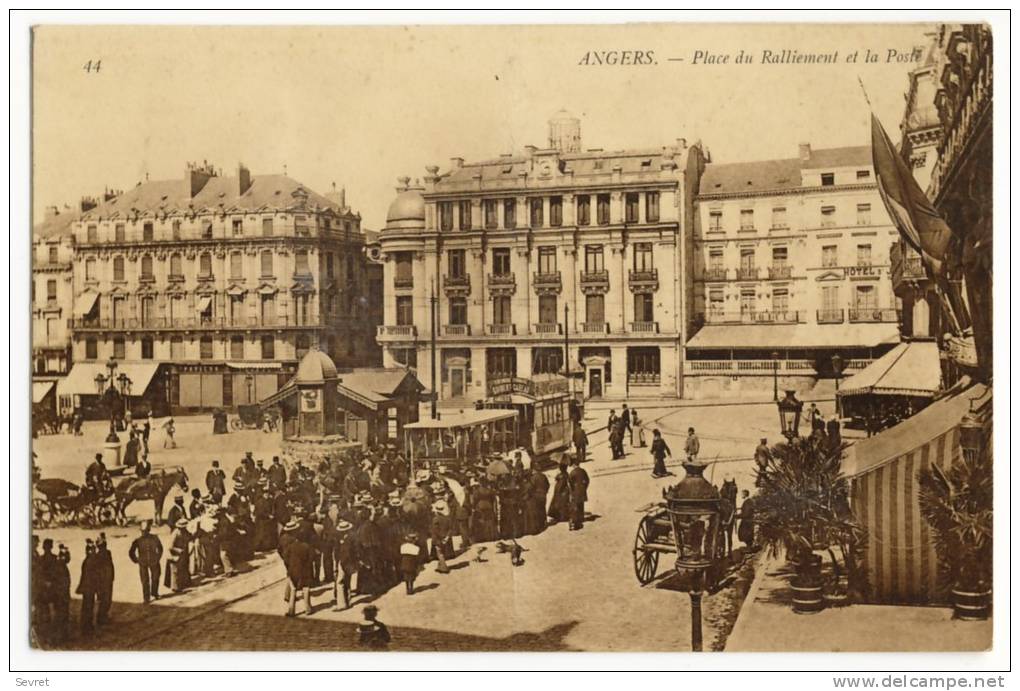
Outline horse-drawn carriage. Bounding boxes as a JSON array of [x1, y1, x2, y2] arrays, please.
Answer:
[[32, 465, 189, 529], [33, 478, 118, 528], [232, 404, 279, 431], [631, 478, 738, 586]]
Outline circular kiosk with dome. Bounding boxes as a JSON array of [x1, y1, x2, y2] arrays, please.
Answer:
[[258, 347, 359, 464]]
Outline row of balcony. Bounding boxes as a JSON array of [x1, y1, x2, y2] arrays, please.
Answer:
[[889, 241, 928, 289], [703, 265, 793, 281], [700, 308, 901, 325], [70, 316, 330, 331], [394, 269, 662, 292], [687, 358, 873, 374], [376, 321, 661, 339]]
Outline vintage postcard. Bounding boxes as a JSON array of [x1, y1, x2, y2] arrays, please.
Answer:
[[25, 20, 995, 656]]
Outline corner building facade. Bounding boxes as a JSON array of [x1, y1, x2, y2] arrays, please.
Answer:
[[687, 144, 901, 399], [67, 162, 376, 414], [378, 113, 705, 402]]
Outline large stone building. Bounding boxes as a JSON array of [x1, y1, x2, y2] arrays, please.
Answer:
[[377, 112, 705, 402], [686, 144, 901, 399], [64, 162, 377, 415]]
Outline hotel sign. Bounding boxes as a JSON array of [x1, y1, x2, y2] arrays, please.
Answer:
[[845, 265, 883, 278]]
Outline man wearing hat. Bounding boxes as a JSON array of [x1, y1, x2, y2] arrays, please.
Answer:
[[400, 531, 422, 595], [333, 518, 358, 611], [94, 533, 115, 626], [188, 489, 204, 520], [128, 520, 163, 603], [76, 539, 100, 635], [567, 455, 590, 531], [281, 520, 314, 616], [166, 495, 188, 530], [84, 453, 110, 496], [268, 456, 287, 490], [253, 482, 277, 552], [205, 460, 226, 503], [430, 500, 452, 574], [470, 477, 497, 543]]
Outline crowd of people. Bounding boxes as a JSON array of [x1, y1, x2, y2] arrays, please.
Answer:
[[32, 441, 595, 643]]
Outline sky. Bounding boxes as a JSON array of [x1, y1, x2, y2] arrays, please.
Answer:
[[32, 22, 933, 230]]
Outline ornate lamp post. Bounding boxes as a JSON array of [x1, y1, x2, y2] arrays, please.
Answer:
[[771, 351, 780, 402], [777, 389, 803, 441], [116, 372, 133, 418], [831, 353, 844, 394], [246, 373, 255, 404], [663, 462, 722, 652]]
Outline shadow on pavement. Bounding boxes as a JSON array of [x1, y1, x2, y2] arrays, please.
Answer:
[[33, 595, 582, 652]]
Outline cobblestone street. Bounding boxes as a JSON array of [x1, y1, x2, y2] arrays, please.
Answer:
[[31, 399, 784, 651]]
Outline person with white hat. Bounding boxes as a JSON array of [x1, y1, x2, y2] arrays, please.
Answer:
[[430, 500, 452, 574], [166, 519, 192, 593], [400, 530, 422, 595], [281, 520, 314, 616], [333, 519, 357, 611]]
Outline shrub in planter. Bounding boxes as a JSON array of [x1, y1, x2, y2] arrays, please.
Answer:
[[753, 435, 866, 611], [918, 422, 992, 620]]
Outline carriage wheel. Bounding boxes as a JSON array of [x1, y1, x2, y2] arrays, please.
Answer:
[[633, 517, 660, 585], [230, 418, 243, 431], [33, 499, 54, 528], [98, 502, 118, 525]]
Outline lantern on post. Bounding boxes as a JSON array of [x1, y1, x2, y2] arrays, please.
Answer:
[[663, 461, 722, 652], [831, 353, 844, 393], [94, 372, 108, 395], [958, 410, 985, 463], [777, 389, 803, 441]]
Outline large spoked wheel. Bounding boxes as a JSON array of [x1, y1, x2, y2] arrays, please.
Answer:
[[633, 516, 660, 585], [33, 498, 54, 528], [230, 418, 244, 431], [97, 501, 118, 525]]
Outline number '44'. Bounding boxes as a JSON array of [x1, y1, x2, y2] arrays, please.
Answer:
[[83, 59, 101, 73]]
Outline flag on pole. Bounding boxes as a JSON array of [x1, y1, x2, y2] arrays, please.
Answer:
[[870, 113, 955, 276]]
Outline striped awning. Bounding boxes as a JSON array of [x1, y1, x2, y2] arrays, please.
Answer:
[[843, 382, 991, 604], [686, 323, 900, 349], [837, 340, 941, 398], [57, 362, 162, 396], [74, 291, 100, 317], [33, 381, 55, 403]]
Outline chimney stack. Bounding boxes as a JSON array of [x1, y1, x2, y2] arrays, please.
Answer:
[[186, 160, 216, 198], [238, 162, 252, 196], [799, 143, 812, 162], [80, 196, 98, 213], [326, 182, 347, 209]]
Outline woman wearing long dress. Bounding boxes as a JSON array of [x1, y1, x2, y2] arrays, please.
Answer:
[[165, 520, 192, 592], [547, 463, 570, 524]]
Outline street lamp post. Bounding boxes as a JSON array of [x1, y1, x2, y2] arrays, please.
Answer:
[[771, 351, 780, 402], [831, 353, 844, 394], [246, 373, 255, 404], [777, 389, 804, 441], [663, 461, 722, 652]]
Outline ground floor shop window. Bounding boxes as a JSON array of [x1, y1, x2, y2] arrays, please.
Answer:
[[486, 348, 516, 379], [532, 347, 563, 375], [628, 347, 660, 384]]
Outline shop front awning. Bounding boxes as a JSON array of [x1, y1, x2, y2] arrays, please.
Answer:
[[74, 292, 100, 318], [226, 361, 282, 370], [33, 381, 55, 403], [837, 340, 942, 398], [57, 362, 161, 397], [196, 296, 213, 313], [686, 323, 900, 350], [841, 381, 990, 478]]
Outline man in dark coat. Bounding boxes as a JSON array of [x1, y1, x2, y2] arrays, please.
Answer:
[[188, 489, 204, 520], [253, 485, 277, 552], [572, 424, 589, 463], [357, 605, 390, 650], [76, 539, 100, 635], [567, 457, 590, 531], [737, 490, 758, 549], [334, 522, 358, 611], [268, 456, 287, 490], [95, 533, 115, 626], [620, 403, 633, 446], [166, 496, 187, 528], [128, 520, 163, 603], [49, 544, 71, 644], [470, 479, 497, 543], [135, 453, 152, 478], [281, 522, 314, 616], [206, 460, 227, 503]]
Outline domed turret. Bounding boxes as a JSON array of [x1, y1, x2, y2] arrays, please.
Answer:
[[295, 346, 338, 385], [548, 109, 582, 153], [384, 176, 426, 233]]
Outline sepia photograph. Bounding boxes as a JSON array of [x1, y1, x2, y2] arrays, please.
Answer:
[[14, 12, 1004, 671]]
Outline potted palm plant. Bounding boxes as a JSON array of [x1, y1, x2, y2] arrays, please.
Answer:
[[918, 418, 992, 620], [753, 434, 865, 613]]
